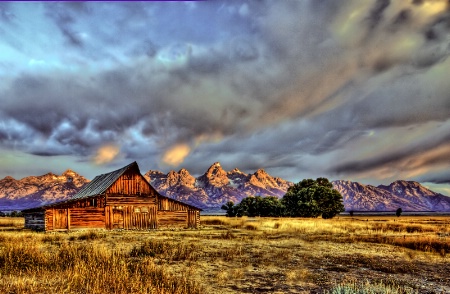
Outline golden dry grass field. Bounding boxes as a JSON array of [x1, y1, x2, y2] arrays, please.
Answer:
[[0, 215, 449, 293]]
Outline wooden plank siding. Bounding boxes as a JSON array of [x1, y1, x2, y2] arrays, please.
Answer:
[[187, 210, 200, 228], [157, 196, 200, 228], [29, 196, 106, 231], [157, 211, 188, 228], [106, 170, 154, 195], [46, 209, 53, 231], [158, 197, 189, 211], [24, 211, 46, 230], [69, 208, 105, 229], [107, 194, 157, 205], [105, 205, 158, 230], [53, 208, 68, 230], [104, 172, 161, 229]]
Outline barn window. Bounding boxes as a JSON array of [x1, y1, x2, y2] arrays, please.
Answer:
[[90, 198, 97, 207], [134, 207, 141, 213], [141, 207, 149, 213]]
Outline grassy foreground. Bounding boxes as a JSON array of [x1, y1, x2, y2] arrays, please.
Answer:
[[0, 215, 449, 293]]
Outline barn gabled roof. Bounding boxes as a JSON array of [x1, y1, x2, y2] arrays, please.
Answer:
[[70, 161, 139, 201]]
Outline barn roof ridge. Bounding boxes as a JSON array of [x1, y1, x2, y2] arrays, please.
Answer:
[[70, 161, 139, 201]]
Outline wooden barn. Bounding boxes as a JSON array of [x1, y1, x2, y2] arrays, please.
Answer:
[[22, 162, 201, 231]]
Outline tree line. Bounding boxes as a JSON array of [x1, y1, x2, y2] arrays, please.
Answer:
[[221, 178, 345, 219], [0, 211, 23, 217]]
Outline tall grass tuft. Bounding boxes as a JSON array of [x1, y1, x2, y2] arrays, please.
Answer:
[[326, 280, 417, 294], [129, 239, 199, 261], [201, 218, 228, 226], [75, 230, 106, 241]]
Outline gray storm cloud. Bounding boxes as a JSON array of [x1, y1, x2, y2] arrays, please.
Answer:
[[0, 1, 449, 185]]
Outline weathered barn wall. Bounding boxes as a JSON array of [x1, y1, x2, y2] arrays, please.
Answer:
[[107, 170, 155, 195], [157, 210, 188, 228], [45, 209, 53, 231], [24, 211, 46, 230], [158, 196, 200, 228], [69, 207, 105, 229], [107, 194, 157, 205], [188, 210, 200, 228], [158, 197, 189, 211], [105, 205, 158, 230]]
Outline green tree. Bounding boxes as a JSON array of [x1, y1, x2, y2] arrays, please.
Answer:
[[235, 196, 261, 217], [258, 196, 284, 217], [281, 178, 344, 219], [221, 201, 237, 217], [222, 196, 285, 217], [9, 211, 22, 217]]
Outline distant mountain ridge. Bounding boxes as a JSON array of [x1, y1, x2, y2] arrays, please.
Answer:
[[144, 162, 292, 208], [332, 180, 450, 212], [0, 163, 449, 212], [146, 164, 450, 211], [0, 170, 88, 211]]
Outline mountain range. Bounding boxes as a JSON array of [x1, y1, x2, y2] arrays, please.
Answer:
[[144, 162, 291, 209], [1, 162, 449, 212], [0, 170, 88, 211], [333, 180, 450, 212]]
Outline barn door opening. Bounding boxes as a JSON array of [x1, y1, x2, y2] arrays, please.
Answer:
[[132, 206, 155, 230], [54, 209, 68, 230], [113, 208, 124, 229]]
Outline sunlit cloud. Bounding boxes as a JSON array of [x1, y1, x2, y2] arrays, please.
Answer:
[[194, 132, 223, 147], [162, 143, 191, 166], [93, 144, 120, 165]]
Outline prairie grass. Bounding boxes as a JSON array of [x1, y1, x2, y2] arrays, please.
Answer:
[[129, 239, 200, 261], [0, 232, 203, 294], [326, 280, 418, 294], [72, 230, 107, 241], [0, 215, 449, 293], [0, 216, 24, 228]]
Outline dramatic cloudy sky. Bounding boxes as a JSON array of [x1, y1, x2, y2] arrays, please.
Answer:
[[1, 1, 450, 194]]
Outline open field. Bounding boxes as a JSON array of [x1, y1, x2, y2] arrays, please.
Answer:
[[0, 215, 449, 293]]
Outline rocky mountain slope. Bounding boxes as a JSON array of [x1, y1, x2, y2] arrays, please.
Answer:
[[0, 163, 449, 212], [378, 180, 450, 211], [144, 162, 292, 208], [332, 180, 450, 211], [0, 170, 89, 211]]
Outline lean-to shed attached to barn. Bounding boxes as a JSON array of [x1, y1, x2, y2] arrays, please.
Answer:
[[22, 162, 201, 231]]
